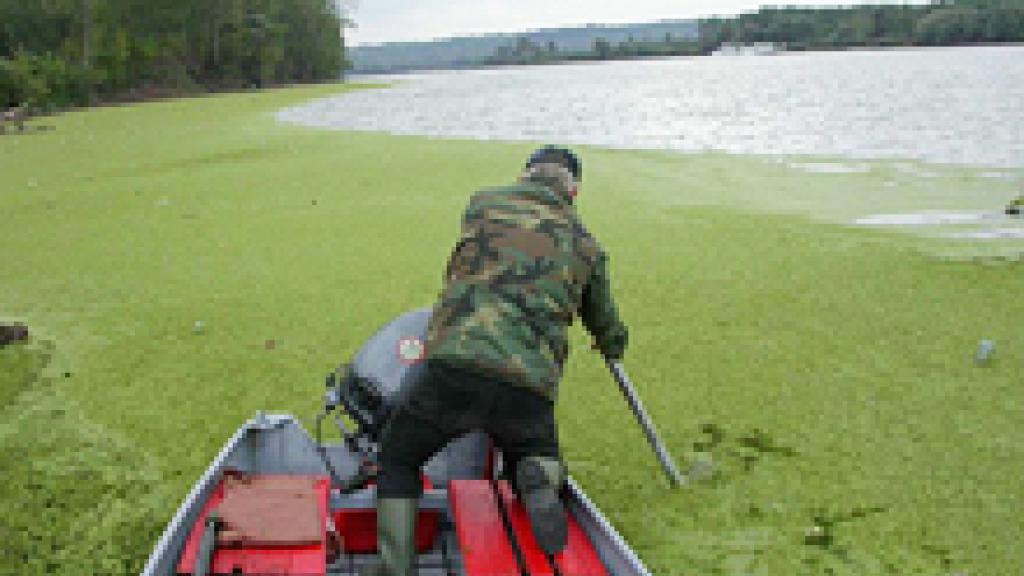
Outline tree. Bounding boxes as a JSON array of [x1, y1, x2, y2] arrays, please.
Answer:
[[914, 8, 984, 45], [0, 0, 347, 108]]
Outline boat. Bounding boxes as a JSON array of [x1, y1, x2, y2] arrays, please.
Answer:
[[142, 308, 652, 575], [711, 42, 784, 56]]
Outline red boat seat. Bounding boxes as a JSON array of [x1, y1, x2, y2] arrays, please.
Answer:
[[449, 480, 609, 576], [331, 476, 440, 554], [177, 471, 330, 576]]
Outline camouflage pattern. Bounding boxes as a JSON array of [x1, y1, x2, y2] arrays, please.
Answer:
[[425, 165, 627, 400]]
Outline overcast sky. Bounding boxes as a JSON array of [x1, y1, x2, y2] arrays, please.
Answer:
[[343, 1, 924, 46]]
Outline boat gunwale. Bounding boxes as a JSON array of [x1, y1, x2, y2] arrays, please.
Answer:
[[141, 413, 294, 576]]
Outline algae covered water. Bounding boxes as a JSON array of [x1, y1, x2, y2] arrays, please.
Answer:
[[281, 46, 1024, 169], [3, 81, 1023, 576]]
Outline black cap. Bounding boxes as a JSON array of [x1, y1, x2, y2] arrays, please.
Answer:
[[526, 146, 581, 182]]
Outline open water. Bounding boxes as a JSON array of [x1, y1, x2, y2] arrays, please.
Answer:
[[279, 46, 1024, 168]]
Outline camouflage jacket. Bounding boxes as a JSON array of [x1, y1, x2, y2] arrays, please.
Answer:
[[425, 173, 627, 400]]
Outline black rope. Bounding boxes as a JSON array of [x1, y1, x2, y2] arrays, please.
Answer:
[[491, 479, 531, 576]]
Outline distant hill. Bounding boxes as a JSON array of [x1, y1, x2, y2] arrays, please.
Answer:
[[348, 20, 698, 74]]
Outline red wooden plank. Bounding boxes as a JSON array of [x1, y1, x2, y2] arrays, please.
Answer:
[[496, 482, 609, 576], [448, 480, 520, 576]]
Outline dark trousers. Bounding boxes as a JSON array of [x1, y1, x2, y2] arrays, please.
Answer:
[[377, 360, 560, 498]]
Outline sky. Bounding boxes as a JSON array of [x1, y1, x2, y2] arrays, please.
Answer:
[[342, 1, 924, 46]]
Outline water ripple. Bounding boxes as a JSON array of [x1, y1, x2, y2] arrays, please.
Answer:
[[280, 47, 1024, 168]]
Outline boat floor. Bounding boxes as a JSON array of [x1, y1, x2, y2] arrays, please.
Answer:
[[329, 523, 467, 575]]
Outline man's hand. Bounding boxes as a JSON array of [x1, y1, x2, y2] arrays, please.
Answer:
[[592, 324, 628, 360]]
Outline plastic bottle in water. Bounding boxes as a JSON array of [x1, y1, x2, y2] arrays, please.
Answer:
[[975, 339, 995, 364]]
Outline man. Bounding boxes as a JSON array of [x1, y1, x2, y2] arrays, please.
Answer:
[[366, 146, 628, 575]]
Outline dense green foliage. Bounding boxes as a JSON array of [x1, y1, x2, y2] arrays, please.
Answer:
[[484, 32, 702, 66], [699, 0, 1024, 53], [484, 1, 1024, 67], [0, 0, 346, 109], [1, 84, 1022, 575]]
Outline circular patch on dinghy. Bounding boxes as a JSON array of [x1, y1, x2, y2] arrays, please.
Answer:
[[397, 336, 426, 364]]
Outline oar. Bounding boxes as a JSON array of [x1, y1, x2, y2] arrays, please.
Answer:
[[606, 360, 686, 488]]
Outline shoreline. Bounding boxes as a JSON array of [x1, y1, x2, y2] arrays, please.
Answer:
[[276, 108, 1024, 175], [1, 79, 362, 125], [345, 42, 1024, 76]]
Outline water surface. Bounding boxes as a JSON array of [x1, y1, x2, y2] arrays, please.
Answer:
[[279, 47, 1024, 168]]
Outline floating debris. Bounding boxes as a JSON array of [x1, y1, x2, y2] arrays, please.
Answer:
[[975, 340, 995, 364], [891, 163, 943, 178], [686, 456, 715, 482], [0, 323, 29, 346], [854, 212, 997, 226], [980, 171, 1017, 181], [853, 211, 1024, 239], [1006, 196, 1023, 216], [804, 524, 829, 546], [789, 161, 870, 174]]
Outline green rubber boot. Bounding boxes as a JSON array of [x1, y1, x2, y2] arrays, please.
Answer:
[[360, 497, 417, 576], [516, 456, 567, 556]]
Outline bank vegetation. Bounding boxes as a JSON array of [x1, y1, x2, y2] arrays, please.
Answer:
[[0, 0, 347, 111]]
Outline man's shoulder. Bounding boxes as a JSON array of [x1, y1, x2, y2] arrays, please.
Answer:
[[466, 184, 565, 217], [467, 184, 527, 207], [466, 184, 603, 252], [471, 182, 547, 201]]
